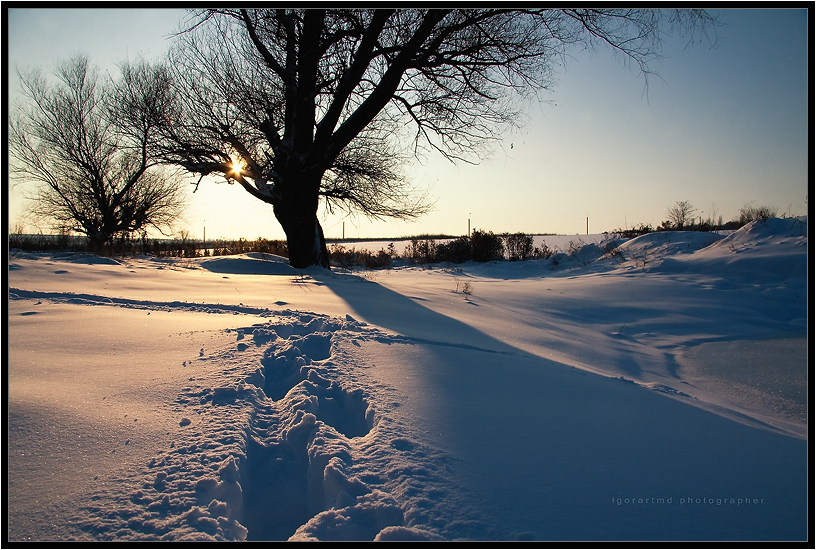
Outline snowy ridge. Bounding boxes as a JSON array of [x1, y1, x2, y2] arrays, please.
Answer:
[[605, 217, 808, 278]]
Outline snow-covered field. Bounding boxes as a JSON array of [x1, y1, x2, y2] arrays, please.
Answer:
[[7, 217, 808, 542]]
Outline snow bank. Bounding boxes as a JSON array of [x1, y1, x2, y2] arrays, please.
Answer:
[[200, 254, 295, 276]]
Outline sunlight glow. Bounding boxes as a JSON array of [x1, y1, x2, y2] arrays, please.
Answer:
[[229, 154, 244, 178]]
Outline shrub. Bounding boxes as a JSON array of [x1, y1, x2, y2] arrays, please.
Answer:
[[470, 229, 504, 262], [738, 203, 777, 225], [454, 278, 473, 298], [602, 240, 625, 261], [366, 248, 393, 269], [329, 244, 363, 268], [503, 233, 534, 261], [207, 237, 287, 257], [404, 238, 437, 265], [436, 236, 472, 263], [330, 244, 393, 269], [533, 243, 554, 260], [566, 238, 585, 255], [610, 223, 653, 239]]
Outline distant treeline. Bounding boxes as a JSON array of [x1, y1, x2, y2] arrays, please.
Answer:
[[8, 233, 288, 258], [8, 206, 782, 269], [8, 229, 549, 266], [329, 230, 555, 268], [325, 234, 459, 244]]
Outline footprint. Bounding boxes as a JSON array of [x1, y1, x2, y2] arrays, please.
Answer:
[[291, 333, 332, 362], [261, 333, 332, 401], [261, 342, 310, 401], [311, 382, 373, 439]]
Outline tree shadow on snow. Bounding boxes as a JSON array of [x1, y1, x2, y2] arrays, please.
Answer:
[[313, 271, 808, 542]]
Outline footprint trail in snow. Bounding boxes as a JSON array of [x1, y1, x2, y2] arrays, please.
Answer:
[[73, 310, 462, 542]]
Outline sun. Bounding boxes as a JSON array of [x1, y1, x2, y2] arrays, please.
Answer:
[[229, 155, 244, 176]]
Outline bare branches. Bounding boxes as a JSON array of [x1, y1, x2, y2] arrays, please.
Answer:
[[560, 8, 718, 87], [9, 55, 188, 245], [239, 9, 288, 79], [321, 128, 434, 220], [667, 200, 696, 229], [158, 8, 717, 265]]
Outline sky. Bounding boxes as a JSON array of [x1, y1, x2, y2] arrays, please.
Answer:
[[5, 8, 810, 241]]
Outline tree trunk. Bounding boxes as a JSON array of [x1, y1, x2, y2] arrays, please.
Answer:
[[278, 213, 329, 269], [273, 173, 330, 269]]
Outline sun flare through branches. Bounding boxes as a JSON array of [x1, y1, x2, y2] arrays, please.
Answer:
[[230, 158, 243, 177]]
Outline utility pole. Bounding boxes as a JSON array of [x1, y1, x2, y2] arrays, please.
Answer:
[[586, 216, 589, 235], [468, 214, 471, 237]]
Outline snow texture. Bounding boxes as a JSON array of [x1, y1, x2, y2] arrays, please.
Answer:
[[7, 217, 809, 542]]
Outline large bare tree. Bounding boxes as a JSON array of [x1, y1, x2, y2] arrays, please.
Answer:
[[9, 55, 187, 248], [159, 8, 717, 267]]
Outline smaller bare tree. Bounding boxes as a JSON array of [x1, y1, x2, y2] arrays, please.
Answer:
[[709, 202, 721, 226], [9, 55, 188, 249], [666, 200, 696, 229]]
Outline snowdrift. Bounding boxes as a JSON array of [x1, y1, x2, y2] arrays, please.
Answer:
[[7, 217, 808, 542]]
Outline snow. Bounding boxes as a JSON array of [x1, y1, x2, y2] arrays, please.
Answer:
[[7, 217, 809, 542]]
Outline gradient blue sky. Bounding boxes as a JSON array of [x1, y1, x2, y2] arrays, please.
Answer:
[[6, 8, 810, 240]]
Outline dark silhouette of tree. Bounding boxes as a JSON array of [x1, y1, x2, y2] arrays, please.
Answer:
[[666, 200, 696, 229], [9, 55, 187, 249], [158, 8, 717, 267]]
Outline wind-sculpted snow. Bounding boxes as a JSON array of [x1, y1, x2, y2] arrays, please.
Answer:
[[611, 230, 725, 268]]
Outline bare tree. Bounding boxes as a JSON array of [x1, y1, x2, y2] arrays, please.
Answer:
[[158, 8, 717, 267], [8, 55, 188, 249], [667, 200, 696, 229], [709, 202, 721, 226]]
